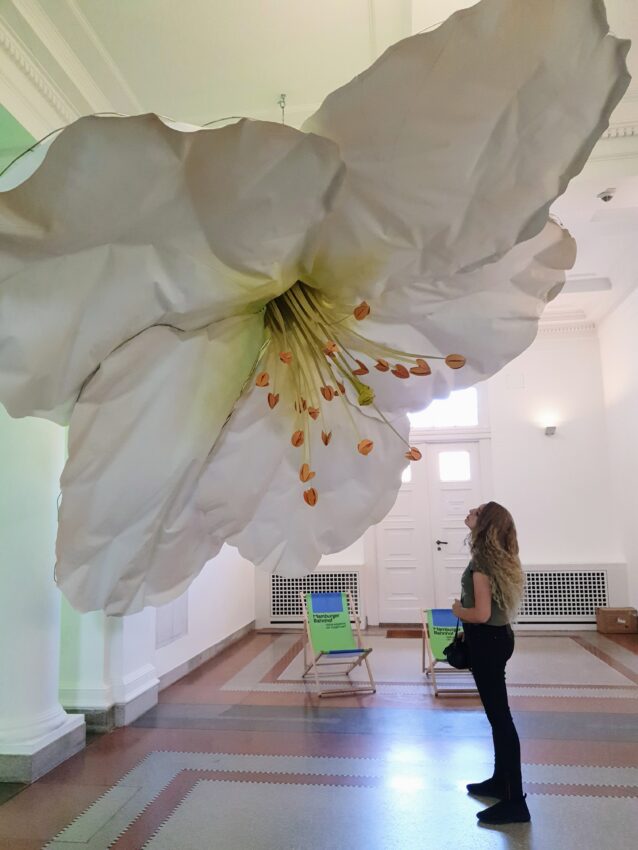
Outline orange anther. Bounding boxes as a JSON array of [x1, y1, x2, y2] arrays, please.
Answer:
[[336, 381, 346, 395], [323, 341, 338, 357], [321, 430, 332, 446], [256, 371, 269, 387], [353, 302, 370, 321], [410, 359, 431, 376], [300, 463, 316, 483], [352, 359, 369, 376], [404, 447, 422, 461], [320, 386, 334, 401], [391, 363, 410, 379], [357, 439, 374, 456], [308, 407, 320, 420], [267, 392, 279, 409], [291, 430, 304, 447], [375, 359, 390, 372], [279, 351, 293, 364], [445, 354, 466, 370], [303, 487, 318, 506]]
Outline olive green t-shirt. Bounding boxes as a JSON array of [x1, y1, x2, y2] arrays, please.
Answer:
[[460, 559, 509, 626]]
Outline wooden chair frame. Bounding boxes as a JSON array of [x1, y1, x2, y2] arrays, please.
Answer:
[[300, 591, 376, 698], [421, 609, 478, 698]]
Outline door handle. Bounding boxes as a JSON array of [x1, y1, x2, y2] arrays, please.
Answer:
[[435, 539, 448, 551]]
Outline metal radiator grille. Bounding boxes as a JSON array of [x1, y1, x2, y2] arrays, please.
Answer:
[[271, 572, 360, 622], [518, 571, 608, 622]]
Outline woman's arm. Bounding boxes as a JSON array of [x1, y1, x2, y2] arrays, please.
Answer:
[[452, 571, 492, 623]]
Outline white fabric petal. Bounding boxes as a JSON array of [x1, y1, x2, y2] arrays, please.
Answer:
[[196, 352, 409, 576], [351, 221, 576, 417], [302, 0, 629, 299], [0, 114, 343, 422], [56, 312, 265, 615]]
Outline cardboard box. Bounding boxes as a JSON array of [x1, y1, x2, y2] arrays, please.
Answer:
[[595, 607, 638, 634]]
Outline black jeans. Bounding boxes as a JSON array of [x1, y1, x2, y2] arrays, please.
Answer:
[[464, 623, 523, 800]]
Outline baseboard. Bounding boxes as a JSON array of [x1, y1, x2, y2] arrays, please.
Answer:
[[158, 620, 255, 691], [0, 715, 85, 783], [514, 623, 598, 632], [64, 667, 159, 733]]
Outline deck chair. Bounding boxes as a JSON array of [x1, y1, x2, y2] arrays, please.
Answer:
[[301, 591, 376, 698], [422, 608, 477, 698]]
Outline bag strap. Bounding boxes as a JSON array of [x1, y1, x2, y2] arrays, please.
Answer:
[[454, 617, 461, 638]]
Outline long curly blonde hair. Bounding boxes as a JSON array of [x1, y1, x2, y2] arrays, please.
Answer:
[[470, 501, 525, 618]]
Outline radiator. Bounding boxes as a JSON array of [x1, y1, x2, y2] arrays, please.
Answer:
[[518, 570, 608, 623], [270, 571, 361, 624]]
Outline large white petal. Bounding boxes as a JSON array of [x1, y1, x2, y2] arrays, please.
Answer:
[[196, 351, 409, 576], [350, 221, 576, 417], [302, 0, 629, 299], [0, 114, 343, 422], [56, 312, 265, 615]]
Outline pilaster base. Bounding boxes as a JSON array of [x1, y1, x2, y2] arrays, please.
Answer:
[[0, 714, 85, 783]]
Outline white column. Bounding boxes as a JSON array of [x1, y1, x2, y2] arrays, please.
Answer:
[[59, 602, 159, 730], [0, 409, 84, 782]]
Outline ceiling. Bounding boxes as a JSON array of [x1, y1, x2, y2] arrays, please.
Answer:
[[2, 0, 638, 326]]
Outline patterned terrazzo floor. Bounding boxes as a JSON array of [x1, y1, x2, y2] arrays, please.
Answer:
[[1, 629, 637, 849]]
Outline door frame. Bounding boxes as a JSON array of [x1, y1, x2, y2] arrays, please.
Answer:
[[371, 427, 493, 625]]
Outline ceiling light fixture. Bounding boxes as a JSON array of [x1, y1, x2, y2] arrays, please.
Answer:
[[278, 93, 287, 124]]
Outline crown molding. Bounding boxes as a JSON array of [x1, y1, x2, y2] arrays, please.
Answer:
[[0, 18, 78, 135], [65, 0, 143, 112], [602, 120, 638, 139], [10, 0, 114, 112], [537, 321, 597, 337]]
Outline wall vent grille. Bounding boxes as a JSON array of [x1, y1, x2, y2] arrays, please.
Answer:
[[518, 571, 608, 622], [270, 572, 360, 622]]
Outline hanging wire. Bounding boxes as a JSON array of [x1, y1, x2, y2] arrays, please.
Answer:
[[201, 115, 246, 127], [0, 110, 249, 179], [417, 19, 444, 34], [278, 93, 287, 125]]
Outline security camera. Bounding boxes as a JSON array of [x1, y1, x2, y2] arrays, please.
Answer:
[[597, 188, 616, 203]]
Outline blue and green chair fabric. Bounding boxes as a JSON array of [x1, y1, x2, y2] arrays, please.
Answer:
[[422, 608, 477, 698], [301, 591, 376, 697]]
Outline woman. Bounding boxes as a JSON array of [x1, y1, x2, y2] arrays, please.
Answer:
[[451, 501, 529, 825]]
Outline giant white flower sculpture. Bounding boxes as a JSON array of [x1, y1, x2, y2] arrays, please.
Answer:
[[0, 0, 630, 614]]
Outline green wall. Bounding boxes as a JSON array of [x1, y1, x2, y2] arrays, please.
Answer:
[[0, 104, 35, 172]]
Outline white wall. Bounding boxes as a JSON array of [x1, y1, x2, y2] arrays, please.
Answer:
[[598, 286, 638, 608], [486, 328, 623, 566], [153, 545, 255, 679], [59, 544, 255, 711]]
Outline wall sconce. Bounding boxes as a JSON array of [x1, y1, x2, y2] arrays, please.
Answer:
[[537, 412, 559, 436]]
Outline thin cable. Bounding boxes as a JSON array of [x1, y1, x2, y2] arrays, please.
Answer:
[[277, 93, 287, 124], [0, 111, 247, 179]]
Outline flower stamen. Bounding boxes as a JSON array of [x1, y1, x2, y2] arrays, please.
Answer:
[[261, 281, 467, 503]]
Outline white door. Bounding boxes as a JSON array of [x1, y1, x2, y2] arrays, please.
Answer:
[[374, 459, 435, 623], [426, 442, 483, 607], [375, 440, 484, 622]]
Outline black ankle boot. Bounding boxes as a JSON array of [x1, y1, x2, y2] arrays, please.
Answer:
[[466, 777, 505, 798], [477, 795, 531, 824]]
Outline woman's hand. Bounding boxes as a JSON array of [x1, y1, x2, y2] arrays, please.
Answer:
[[452, 598, 463, 619]]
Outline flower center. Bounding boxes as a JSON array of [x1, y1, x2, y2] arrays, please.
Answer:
[[255, 281, 465, 505]]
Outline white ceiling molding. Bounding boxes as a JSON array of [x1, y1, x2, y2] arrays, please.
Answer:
[[562, 275, 612, 293], [10, 0, 114, 113], [602, 121, 638, 138], [65, 0, 143, 113], [0, 18, 78, 135], [537, 321, 597, 337], [539, 305, 596, 336]]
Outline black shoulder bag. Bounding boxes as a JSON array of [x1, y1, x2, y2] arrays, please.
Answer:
[[443, 619, 470, 669]]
